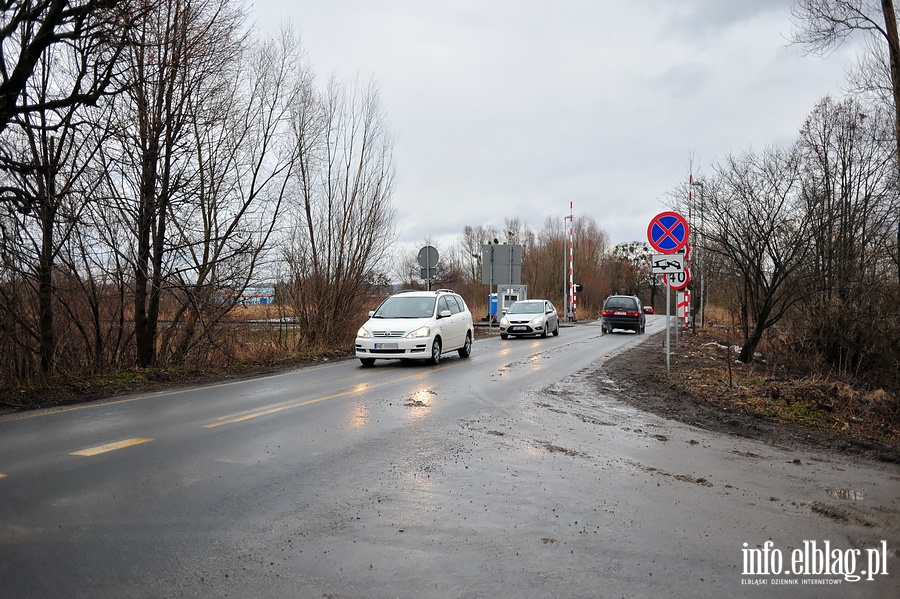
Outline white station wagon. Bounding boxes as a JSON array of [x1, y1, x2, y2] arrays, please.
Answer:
[[355, 289, 474, 366]]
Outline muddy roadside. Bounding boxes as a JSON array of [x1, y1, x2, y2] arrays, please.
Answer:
[[598, 329, 900, 465]]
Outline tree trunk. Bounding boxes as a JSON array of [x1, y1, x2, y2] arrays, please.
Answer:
[[38, 199, 56, 374], [882, 0, 900, 175], [37, 139, 58, 374], [738, 328, 764, 364], [135, 135, 159, 367]]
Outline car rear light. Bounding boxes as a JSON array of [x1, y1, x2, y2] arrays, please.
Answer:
[[602, 309, 639, 317]]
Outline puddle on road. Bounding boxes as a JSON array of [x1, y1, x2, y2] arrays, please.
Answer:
[[405, 388, 436, 408], [826, 488, 865, 501]]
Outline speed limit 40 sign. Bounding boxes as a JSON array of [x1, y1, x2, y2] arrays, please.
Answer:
[[664, 268, 690, 290]]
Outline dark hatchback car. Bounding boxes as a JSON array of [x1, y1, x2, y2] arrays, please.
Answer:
[[600, 295, 646, 334]]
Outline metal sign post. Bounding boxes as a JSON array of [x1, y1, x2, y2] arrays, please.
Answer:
[[666, 283, 671, 379], [648, 210, 690, 381]]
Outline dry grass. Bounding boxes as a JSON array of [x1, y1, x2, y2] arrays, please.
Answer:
[[667, 327, 899, 448], [0, 307, 349, 410]]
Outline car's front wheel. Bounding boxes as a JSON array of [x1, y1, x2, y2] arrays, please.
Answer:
[[359, 358, 375, 367], [458, 332, 472, 358], [553, 322, 559, 336], [429, 338, 442, 365]]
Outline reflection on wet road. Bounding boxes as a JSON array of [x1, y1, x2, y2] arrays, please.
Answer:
[[0, 316, 897, 598]]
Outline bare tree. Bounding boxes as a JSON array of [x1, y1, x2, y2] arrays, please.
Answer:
[[0, 28, 115, 375], [792, 0, 900, 172], [103, 0, 245, 367], [703, 147, 813, 363], [569, 215, 610, 316], [56, 206, 133, 373], [461, 215, 611, 317], [609, 241, 655, 302], [0, 0, 139, 138], [503, 217, 527, 247], [526, 216, 569, 310], [456, 224, 500, 284], [285, 76, 396, 347], [796, 95, 899, 375], [159, 26, 303, 364]]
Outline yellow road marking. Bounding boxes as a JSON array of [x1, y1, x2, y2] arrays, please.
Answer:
[[0, 473, 6, 479], [205, 390, 357, 428], [6, 352, 462, 425], [204, 364, 450, 428], [70, 437, 154, 457]]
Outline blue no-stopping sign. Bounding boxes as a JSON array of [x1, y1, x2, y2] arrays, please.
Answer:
[[647, 211, 690, 253]]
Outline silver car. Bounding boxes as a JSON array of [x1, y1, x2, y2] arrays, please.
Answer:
[[499, 299, 560, 339]]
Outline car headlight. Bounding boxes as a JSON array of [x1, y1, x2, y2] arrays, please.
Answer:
[[499, 317, 509, 325], [406, 325, 430, 339], [530, 316, 544, 325], [357, 327, 370, 339]]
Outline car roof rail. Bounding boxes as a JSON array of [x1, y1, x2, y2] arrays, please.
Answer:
[[434, 288, 455, 293]]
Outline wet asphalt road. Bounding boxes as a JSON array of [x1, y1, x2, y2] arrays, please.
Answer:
[[0, 316, 897, 598]]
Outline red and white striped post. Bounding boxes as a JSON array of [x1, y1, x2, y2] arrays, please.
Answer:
[[569, 201, 576, 322]]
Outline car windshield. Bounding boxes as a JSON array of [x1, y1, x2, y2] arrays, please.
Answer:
[[605, 298, 636, 310], [372, 296, 436, 318], [507, 302, 543, 314]]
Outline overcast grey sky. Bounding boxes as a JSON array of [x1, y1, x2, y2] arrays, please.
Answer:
[[250, 0, 861, 258]]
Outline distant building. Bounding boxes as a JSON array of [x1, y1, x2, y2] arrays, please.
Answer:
[[238, 286, 275, 305]]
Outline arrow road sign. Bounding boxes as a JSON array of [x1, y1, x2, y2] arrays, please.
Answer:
[[647, 211, 690, 253], [651, 253, 685, 275]]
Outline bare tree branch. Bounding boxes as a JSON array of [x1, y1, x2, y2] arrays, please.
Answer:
[[0, 0, 140, 134]]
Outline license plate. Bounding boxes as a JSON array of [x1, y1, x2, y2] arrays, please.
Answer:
[[510, 326, 527, 332], [374, 343, 398, 350], [614, 311, 626, 316]]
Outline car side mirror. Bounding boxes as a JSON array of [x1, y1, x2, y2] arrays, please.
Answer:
[[439, 309, 452, 318], [368, 310, 375, 317]]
